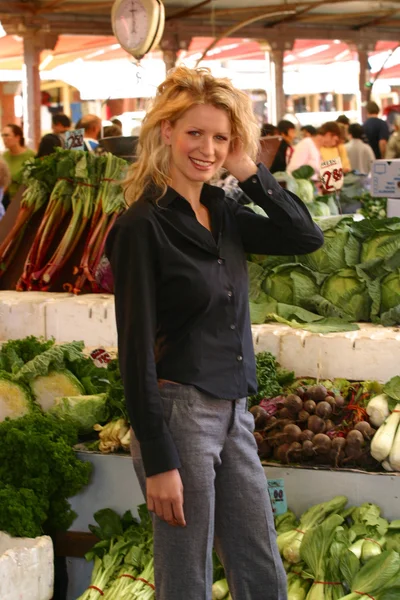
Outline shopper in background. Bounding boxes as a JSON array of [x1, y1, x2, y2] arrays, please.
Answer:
[[301, 125, 317, 138], [319, 121, 351, 172], [80, 114, 102, 152], [287, 127, 322, 175], [106, 65, 323, 600], [1, 124, 35, 208], [345, 123, 375, 174], [363, 101, 390, 159], [270, 119, 296, 173], [0, 158, 10, 219], [260, 123, 278, 137], [37, 113, 71, 158], [102, 124, 122, 138], [336, 114, 350, 141], [386, 116, 400, 159]]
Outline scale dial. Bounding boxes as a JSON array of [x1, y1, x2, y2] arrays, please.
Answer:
[[111, 0, 165, 60]]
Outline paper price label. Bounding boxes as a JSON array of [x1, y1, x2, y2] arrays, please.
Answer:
[[65, 128, 85, 151], [268, 478, 287, 516], [320, 157, 344, 193]]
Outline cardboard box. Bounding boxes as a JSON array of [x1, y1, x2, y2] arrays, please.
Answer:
[[371, 159, 400, 198]]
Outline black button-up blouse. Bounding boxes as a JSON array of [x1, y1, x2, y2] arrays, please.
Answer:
[[106, 163, 323, 476]]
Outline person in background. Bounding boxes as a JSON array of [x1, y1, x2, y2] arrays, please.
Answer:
[[301, 125, 317, 138], [270, 119, 296, 173], [36, 113, 71, 158], [1, 124, 35, 207], [111, 117, 123, 130], [260, 123, 278, 137], [386, 116, 400, 159], [287, 127, 322, 176], [103, 124, 123, 138], [80, 114, 102, 152], [319, 121, 351, 172], [336, 114, 350, 141], [345, 123, 375, 174], [106, 65, 323, 600], [0, 158, 11, 218], [363, 101, 390, 159]]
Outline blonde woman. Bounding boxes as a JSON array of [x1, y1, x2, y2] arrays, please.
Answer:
[[106, 66, 323, 600]]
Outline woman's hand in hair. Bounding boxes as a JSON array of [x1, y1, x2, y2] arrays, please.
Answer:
[[146, 469, 186, 527], [223, 138, 257, 182]]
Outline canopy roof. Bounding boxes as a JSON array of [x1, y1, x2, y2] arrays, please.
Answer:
[[0, 33, 399, 79], [2, 0, 400, 42]]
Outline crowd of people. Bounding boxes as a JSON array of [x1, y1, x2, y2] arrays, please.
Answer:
[[0, 112, 124, 216], [265, 101, 400, 181], [0, 99, 399, 218]]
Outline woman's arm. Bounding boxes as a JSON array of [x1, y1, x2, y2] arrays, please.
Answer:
[[106, 215, 181, 478], [228, 162, 324, 256]]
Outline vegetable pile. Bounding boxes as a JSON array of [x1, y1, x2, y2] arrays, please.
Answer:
[[273, 166, 340, 218], [77, 505, 154, 600], [80, 497, 400, 600], [1, 149, 127, 293], [0, 412, 91, 537], [248, 216, 400, 330], [250, 377, 384, 470]]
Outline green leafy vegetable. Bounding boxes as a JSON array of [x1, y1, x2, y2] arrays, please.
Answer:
[[0, 371, 34, 421], [0, 412, 91, 536], [50, 393, 108, 434]]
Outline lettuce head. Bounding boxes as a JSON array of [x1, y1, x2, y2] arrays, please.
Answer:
[[381, 271, 400, 314], [263, 264, 319, 307], [321, 268, 371, 321]]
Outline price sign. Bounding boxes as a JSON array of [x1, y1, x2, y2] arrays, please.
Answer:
[[320, 157, 344, 193], [268, 478, 287, 516], [65, 128, 85, 151]]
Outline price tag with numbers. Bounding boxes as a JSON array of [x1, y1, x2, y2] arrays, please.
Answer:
[[320, 157, 344, 193], [267, 478, 287, 516], [65, 128, 85, 151]]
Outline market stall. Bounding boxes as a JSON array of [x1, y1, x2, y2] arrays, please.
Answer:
[[1, 149, 400, 600]]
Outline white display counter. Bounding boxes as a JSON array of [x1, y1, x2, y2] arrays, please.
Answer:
[[1, 291, 400, 382]]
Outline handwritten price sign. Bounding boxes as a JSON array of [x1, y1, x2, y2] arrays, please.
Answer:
[[65, 128, 85, 151], [320, 157, 344, 193]]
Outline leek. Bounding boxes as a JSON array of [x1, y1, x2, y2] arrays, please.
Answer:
[[370, 404, 400, 463], [367, 394, 390, 427]]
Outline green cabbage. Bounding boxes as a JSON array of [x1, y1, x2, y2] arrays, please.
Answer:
[[0, 372, 33, 421], [361, 232, 400, 264], [307, 201, 331, 217], [30, 369, 84, 412], [381, 271, 400, 313], [301, 227, 351, 274], [263, 264, 319, 307], [321, 268, 371, 321], [272, 172, 299, 196], [296, 179, 314, 204], [50, 394, 108, 434]]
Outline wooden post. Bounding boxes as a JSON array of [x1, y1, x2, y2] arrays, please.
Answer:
[[260, 38, 293, 125], [358, 49, 369, 122], [61, 84, 71, 117], [160, 34, 191, 72], [346, 40, 375, 123], [270, 47, 285, 122], [22, 31, 58, 151], [22, 33, 42, 150]]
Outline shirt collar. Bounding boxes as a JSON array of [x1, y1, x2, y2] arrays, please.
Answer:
[[158, 182, 225, 209]]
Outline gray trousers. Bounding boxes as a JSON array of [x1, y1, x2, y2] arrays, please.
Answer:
[[130, 383, 287, 600]]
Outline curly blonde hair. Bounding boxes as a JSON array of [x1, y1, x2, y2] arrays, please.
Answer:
[[124, 66, 260, 205]]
